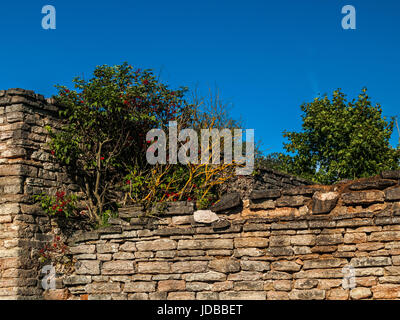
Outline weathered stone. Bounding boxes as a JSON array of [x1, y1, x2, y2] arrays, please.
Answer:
[[267, 247, 294, 256], [97, 243, 119, 254], [172, 215, 192, 225], [294, 279, 319, 289], [219, 291, 266, 300], [211, 219, 231, 230], [250, 189, 281, 200], [344, 232, 367, 244], [371, 284, 400, 299], [249, 200, 275, 210], [209, 259, 240, 273], [240, 260, 270, 272], [113, 252, 135, 260], [276, 196, 308, 208], [69, 245, 96, 254], [243, 223, 270, 232], [327, 288, 349, 300], [385, 187, 400, 201], [342, 191, 385, 205], [290, 235, 315, 246], [177, 239, 233, 250], [289, 289, 325, 300], [381, 170, 400, 180], [266, 291, 289, 300], [137, 262, 170, 274], [315, 233, 343, 246], [119, 242, 136, 252], [183, 271, 226, 282], [167, 292, 196, 300], [155, 227, 195, 236], [193, 210, 219, 224], [63, 276, 92, 285], [108, 218, 130, 226], [349, 179, 396, 191], [196, 292, 219, 300], [271, 221, 308, 230], [210, 192, 241, 212], [171, 261, 208, 273], [234, 248, 264, 257], [350, 257, 391, 268], [227, 271, 262, 281], [86, 282, 121, 294], [303, 258, 346, 270], [185, 282, 212, 292], [272, 280, 292, 291], [75, 260, 100, 275], [312, 192, 339, 214], [165, 201, 194, 215], [136, 239, 177, 251], [118, 205, 144, 218], [270, 235, 292, 247], [271, 260, 301, 272], [102, 260, 135, 275], [43, 289, 70, 300], [211, 281, 233, 292], [234, 281, 264, 291], [157, 280, 186, 292], [124, 282, 156, 293], [128, 293, 148, 300], [294, 269, 343, 279], [369, 231, 400, 241], [384, 266, 400, 275], [234, 237, 268, 248]]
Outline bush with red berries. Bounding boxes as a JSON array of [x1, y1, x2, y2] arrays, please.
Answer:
[[44, 63, 244, 224], [33, 191, 78, 218]]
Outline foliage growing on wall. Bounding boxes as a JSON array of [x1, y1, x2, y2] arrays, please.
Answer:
[[43, 63, 243, 223]]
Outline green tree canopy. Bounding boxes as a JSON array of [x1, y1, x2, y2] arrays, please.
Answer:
[[279, 88, 400, 184]]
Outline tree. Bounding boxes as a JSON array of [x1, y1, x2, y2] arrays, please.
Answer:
[[279, 88, 400, 184]]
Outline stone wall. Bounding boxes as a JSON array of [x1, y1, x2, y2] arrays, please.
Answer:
[[0, 89, 77, 299], [219, 168, 312, 199], [59, 172, 400, 300]]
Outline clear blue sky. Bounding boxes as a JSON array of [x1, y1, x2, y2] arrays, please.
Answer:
[[0, 0, 399, 153]]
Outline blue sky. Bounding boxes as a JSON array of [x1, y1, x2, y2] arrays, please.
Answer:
[[0, 0, 399, 154]]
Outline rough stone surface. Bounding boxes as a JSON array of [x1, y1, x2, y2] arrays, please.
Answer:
[[210, 192, 241, 212], [312, 192, 339, 214], [193, 210, 219, 224], [385, 187, 400, 201]]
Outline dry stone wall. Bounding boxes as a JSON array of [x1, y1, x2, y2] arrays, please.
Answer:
[[60, 173, 400, 300], [1, 88, 400, 301], [0, 89, 77, 299]]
